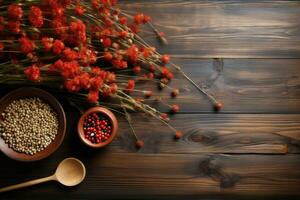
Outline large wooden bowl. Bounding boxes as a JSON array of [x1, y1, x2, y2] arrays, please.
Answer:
[[0, 87, 66, 161]]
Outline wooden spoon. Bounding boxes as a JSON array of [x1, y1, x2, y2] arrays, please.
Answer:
[[0, 158, 86, 193]]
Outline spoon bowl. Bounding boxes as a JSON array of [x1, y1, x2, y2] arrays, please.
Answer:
[[55, 158, 86, 186]]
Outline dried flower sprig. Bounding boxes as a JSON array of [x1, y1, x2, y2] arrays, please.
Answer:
[[0, 0, 222, 148]]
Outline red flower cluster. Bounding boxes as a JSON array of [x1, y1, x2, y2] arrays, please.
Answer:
[[0, 0, 202, 148], [8, 4, 23, 20], [19, 37, 35, 54], [24, 64, 40, 82], [29, 6, 43, 27]]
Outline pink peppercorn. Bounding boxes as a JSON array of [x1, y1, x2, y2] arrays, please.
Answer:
[[83, 112, 112, 144]]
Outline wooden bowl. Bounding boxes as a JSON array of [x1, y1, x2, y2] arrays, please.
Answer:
[[0, 87, 66, 161], [77, 107, 118, 148]]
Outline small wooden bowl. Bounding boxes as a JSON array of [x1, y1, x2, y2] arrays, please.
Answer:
[[77, 107, 118, 148], [0, 87, 66, 162]]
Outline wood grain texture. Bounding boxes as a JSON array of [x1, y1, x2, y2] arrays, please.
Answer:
[[0, 153, 300, 199], [1, 0, 300, 199], [135, 59, 300, 113], [111, 113, 300, 154], [120, 0, 300, 58]]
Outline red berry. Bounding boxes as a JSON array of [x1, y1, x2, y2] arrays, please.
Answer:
[[144, 90, 153, 98], [119, 16, 127, 25], [149, 65, 155, 72], [104, 52, 113, 61], [214, 102, 223, 112], [135, 140, 144, 149], [134, 13, 144, 24], [119, 30, 128, 38], [171, 89, 179, 98], [133, 66, 141, 74], [143, 15, 151, 23], [174, 131, 183, 140], [102, 38, 112, 48], [171, 104, 179, 113], [160, 113, 169, 121], [161, 54, 170, 64]]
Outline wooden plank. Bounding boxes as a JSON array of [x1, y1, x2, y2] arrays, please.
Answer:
[[120, 0, 300, 58], [109, 113, 300, 154], [133, 58, 300, 113], [0, 153, 300, 198], [1, 90, 300, 154], [2, 59, 300, 114]]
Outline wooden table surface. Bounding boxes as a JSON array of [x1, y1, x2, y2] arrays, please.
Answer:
[[1, 0, 300, 199]]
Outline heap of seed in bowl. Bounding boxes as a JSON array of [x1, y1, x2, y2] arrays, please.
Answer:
[[0, 97, 59, 155]]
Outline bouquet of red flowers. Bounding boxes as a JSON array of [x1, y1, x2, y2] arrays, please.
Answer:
[[0, 0, 222, 148]]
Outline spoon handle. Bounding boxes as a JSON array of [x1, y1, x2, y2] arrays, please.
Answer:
[[0, 175, 56, 193]]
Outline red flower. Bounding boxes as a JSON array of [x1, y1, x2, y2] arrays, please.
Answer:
[[214, 102, 224, 112], [141, 47, 153, 58], [109, 83, 118, 93], [87, 90, 99, 103], [119, 30, 128, 38], [127, 44, 139, 62], [144, 72, 154, 79], [68, 21, 87, 45], [161, 67, 173, 80], [161, 54, 170, 64], [103, 52, 113, 61], [126, 79, 135, 93], [144, 90, 153, 98], [51, 17, 67, 36], [106, 72, 116, 83], [91, 0, 100, 9], [52, 6, 64, 17], [8, 21, 21, 34], [171, 104, 179, 113], [149, 65, 155, 72], [112, 58, 127, 69], [135, 140, 144, 149], [104, 18, 113, 27], [19, 37, 35, 54], [102, 37, 111, 48], [52, 40, 65, 55], [60, 61, 80, 78], [29, 6, 43, 27], [63, 48, 78, 61], [134, 13, 144, 24], [90, 76, 103, 90], [78, 47, 97, 66], [174, 131, 183, 140], [91, 67, 102, 76], [74, 5, 85, 15], [79, 73, 91, 89], [143, 15, 151, 23], [171, 89, 179, 98], [133, 66, 141, 74], [160, 113, 169, 121], [0, 42, 4, 52], [24, 64, 40, 82], [53, 59, 64, 71], [65, 78, 80, 92], [102, 87, 111, 97], [119, 17, 127, 25], [8, 4, 23, 20], [41, 37, 53, 52]]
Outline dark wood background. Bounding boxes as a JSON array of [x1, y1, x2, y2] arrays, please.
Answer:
[[1, 0, 300, 199]]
